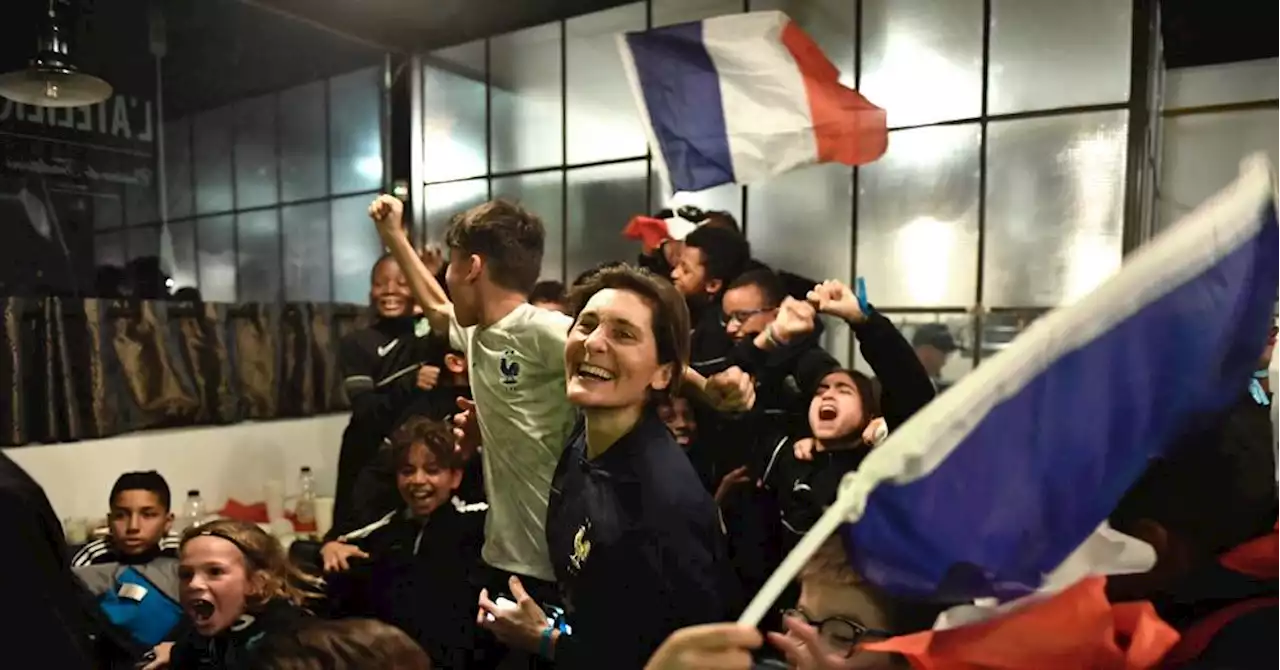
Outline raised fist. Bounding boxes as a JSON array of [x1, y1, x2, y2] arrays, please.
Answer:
[[807, 279, 866, 323], [368, 194, 405, 235], [771, 297, 817, 343], [704, 366, 755, 413]]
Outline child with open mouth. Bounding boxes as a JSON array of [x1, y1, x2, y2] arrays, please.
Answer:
[[162, 519, 322, 669], [322, 415, 487, 669]]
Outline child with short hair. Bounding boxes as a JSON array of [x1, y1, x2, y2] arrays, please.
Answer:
[[642, 537, 945, 670], [165, 519, 322, 670], [73, 471, 183, 659], [324, 416, 487, 669], [72, 470, 179, 567]]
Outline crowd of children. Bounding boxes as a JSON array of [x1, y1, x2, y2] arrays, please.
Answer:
[[3, 192, 1273, 670]]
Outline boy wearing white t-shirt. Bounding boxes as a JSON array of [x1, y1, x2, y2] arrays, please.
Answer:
[[369, 195, 573, 602], [368, 196, 756, 622]]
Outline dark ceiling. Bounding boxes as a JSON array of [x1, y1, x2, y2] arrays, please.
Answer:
[[4, 0, 1275, 118], [242, 0, 1279, 69], [243, 0, 632, 53], [1160, 0, 1277, 68], [143, 0, 632, 116]]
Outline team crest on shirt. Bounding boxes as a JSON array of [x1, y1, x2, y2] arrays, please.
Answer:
[[499, 348, 521, 386], [569, 521, 592, 574]]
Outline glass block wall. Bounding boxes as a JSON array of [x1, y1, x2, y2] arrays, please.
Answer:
[[411, 0, 1145, 380], [93, 66, 387, 305]]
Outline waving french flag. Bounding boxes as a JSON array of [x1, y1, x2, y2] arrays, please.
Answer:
[[838, 156, 1279, 603], [617, 11, 887, 194], [741, 156, 1280, 629]]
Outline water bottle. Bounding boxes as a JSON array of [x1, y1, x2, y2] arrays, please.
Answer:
[[295, 467, 316, 529], [178, 489, 206, 532]]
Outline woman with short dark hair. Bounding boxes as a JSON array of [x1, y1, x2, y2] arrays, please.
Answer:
[[477, 264, 736, 669]]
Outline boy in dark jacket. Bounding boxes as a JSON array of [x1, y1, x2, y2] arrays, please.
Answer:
[[333, 255, 453, 533], [325, 415, 488, 669]]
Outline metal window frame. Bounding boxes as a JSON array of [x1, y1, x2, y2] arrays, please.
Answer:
[[98, 64, 387, 306], [407, 0, 1154, 370]]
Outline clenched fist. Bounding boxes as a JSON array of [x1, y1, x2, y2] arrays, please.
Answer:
[[771, 297, 818, 344], [368, 194, 405, 235], [704, 366, 756, 413], [807, 279, 866, 324], [416, 365, 441, 391]]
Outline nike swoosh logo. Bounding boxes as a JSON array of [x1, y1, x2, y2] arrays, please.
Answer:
[[792, 480, 811, 493], [377, 339, 398, 357]]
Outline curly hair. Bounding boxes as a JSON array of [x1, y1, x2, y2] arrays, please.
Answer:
[[387, 415, 462, 471], [181, 519, 323, 609]]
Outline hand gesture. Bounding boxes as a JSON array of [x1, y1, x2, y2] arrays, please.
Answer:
[[452, 397, 481, 458], [416, 365, 441, 391], [714, 466, 751, 504], [368, 194, 405, 236], [420, 244, 445, 276], [768, 617, 869, 670], [807, 280, 866, 324], [140, 642, 173, 670], [793, 437, 816, 462], [644, 623, 762, 670], [771, 297, 817, 344], [320, 541, 369, 573], [862, 417, 888, 446], [477, 576, 549, 654], [705, 366, 756, 413]]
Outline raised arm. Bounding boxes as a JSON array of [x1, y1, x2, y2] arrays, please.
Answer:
[[368, 194, 452, 333], [808, 280, 934, 430]]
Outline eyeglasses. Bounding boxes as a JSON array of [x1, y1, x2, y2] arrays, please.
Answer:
[[780, 609, 893, 658], [721, 307, 777, 326]]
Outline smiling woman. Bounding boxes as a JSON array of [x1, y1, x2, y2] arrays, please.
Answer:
[[528, 264, 736, 669]]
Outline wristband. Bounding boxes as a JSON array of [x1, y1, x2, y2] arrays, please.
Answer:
[[854, 277, 873, 316], [539, 626, 556, 659]]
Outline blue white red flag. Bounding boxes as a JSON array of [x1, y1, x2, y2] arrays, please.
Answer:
[[838, 156, 1278, 602], [617, 11, 887, 194]]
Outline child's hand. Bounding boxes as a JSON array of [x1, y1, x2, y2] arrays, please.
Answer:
[[320, 541, 369, 573]]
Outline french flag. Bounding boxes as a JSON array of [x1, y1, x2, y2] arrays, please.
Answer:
[[617, 11, 887, 194], [741, 155, 1279, 624], [844, 155, 1279, 602]]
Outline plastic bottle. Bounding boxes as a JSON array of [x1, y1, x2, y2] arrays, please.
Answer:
[[178, 489, 206, 532], [295, 467, 316, 529]]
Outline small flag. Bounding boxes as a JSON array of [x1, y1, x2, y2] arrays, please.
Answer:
[[840, 155, 1279, 602], [617, 11, 887, 195], [621, 213, 698, 252]]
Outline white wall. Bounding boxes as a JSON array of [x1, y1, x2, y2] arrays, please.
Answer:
[[3, 414, 348, 523], [1157, 58, 1279, 233]]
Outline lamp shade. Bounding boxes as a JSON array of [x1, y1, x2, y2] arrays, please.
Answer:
[[0, 64, 112, 108]]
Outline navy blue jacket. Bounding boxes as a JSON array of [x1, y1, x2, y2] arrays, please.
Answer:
[[546, 410, 736, 669], [326, 499, 488, 669]]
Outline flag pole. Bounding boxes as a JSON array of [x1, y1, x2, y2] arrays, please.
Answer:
[[738, 470, 864, 627]]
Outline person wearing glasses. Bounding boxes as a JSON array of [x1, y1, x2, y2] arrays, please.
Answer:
[[641, 536, 946, 670]]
